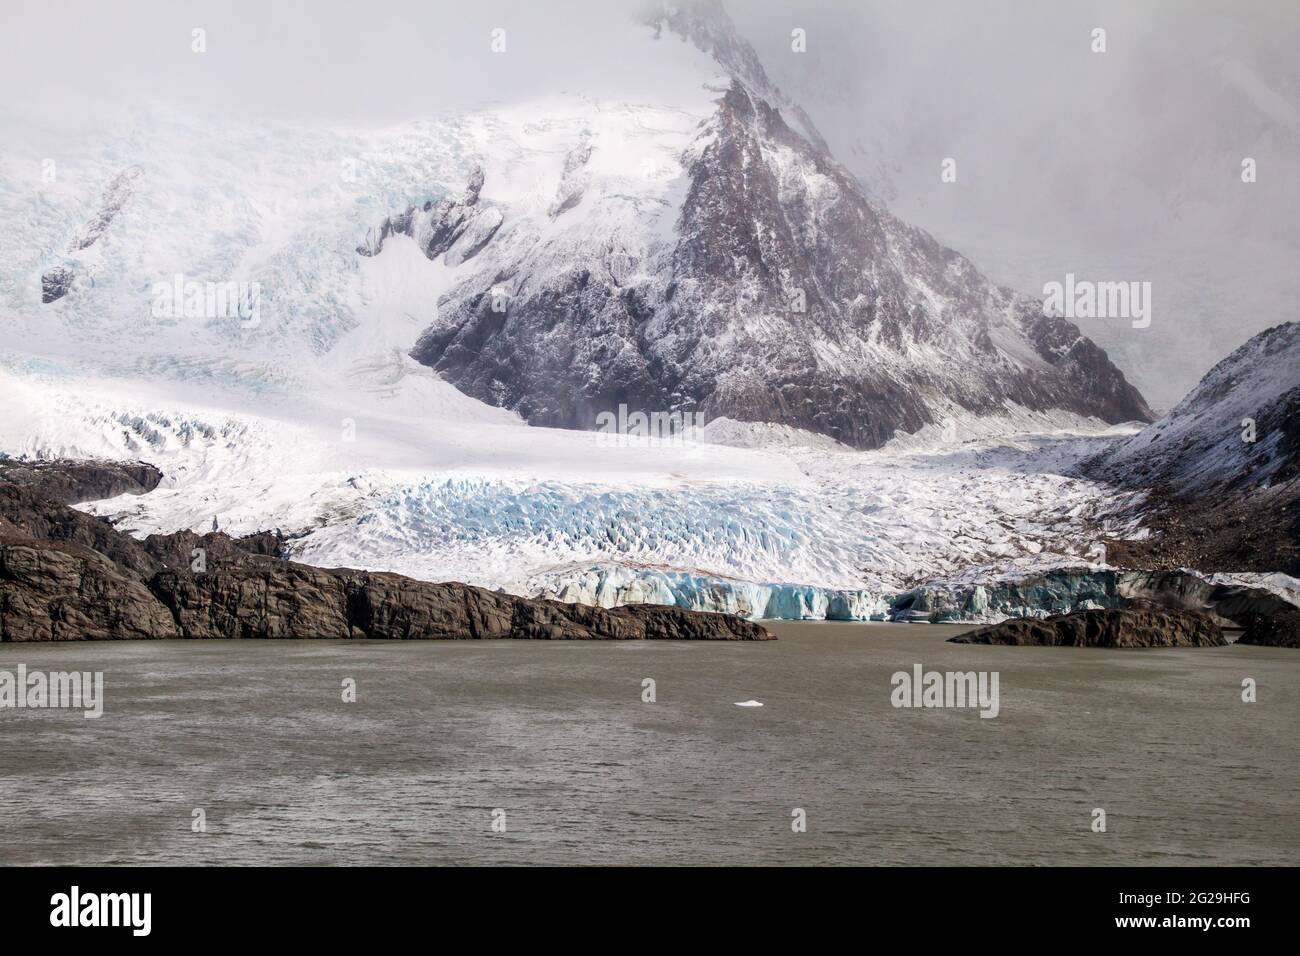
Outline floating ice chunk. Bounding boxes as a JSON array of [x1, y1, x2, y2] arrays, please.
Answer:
[[734, 700, 763, 707]]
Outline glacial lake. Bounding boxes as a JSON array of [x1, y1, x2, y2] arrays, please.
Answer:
[[1, 622, 1296, 866]]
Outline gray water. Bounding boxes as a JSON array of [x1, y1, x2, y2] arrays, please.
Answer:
[[1, 623, 1296, 866]]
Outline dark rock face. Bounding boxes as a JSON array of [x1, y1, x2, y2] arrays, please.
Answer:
[[409, 81, 1151, 447], [0, 459, 774, 642], [0, 475, 288, 584], [75, 166, 142, 250], [0, 458, 162, 504], [403, 12, 1151, 449], [0, 537, 179, 642], [41, 266, 74, 304], [141, 528, 286, 572], [1103, 484, 1300, 578], [357, 165, 501, 264], [950, 606, 1226, 648], [1117, 570, 1297, 625], [148, 562, 772, 641], [149, 561, 353, 640], [0, 482, 161, 580], [1237, 608, 1300, 648], [611, 601, 773, 640]]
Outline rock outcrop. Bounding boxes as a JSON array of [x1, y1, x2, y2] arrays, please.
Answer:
[[39, 166, 142, 304], [0, 481, 162, 579], [1237, 607, 1300, 648], [949, 606, 1226, 648], [357, 165, 502, 263], [895, 566, 1300, 628], [0, 459, 774, 642], [0, 535, 180, 641], [146, 561, 771, 641], [40, 266, 74, 304], [141, 527, 286, 571], [0, 457, 162, 503], [1116, 570, 1298, 626]]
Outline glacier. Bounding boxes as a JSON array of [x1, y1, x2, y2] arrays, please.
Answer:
[[0, 14, 1181, 625], [544, 565, 892, 621], [0, 350, 1166, 624]]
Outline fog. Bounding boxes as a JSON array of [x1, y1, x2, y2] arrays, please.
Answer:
[[3, 0, 1295, 407], [733, 0, 1300, 407], [0, 0, 651, 123]]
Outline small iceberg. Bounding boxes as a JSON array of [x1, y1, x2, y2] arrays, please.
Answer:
[[734, 700, 764, 707]]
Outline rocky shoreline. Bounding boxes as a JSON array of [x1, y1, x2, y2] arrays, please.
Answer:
[[1236, 607, 1300, 648], [0, 460, 774, 642], [950, 606, 1227, 648], [4, 458, 1297, 647], [943, 588, 1300, 648]]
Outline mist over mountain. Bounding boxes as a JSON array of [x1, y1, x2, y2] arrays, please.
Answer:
[[5, 0, 1300, 886], [0, 0, 1294, 621], [7, 0, 1292, 409], [4, 0, 1152, 450], [733, 0, 1300, 410], [390, 2, 1152, 446]]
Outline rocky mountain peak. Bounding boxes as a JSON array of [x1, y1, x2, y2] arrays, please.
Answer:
[[401, 55, 1151, 447]]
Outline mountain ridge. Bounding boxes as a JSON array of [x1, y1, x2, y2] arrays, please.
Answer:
[[401, 1, 1152, 448], [1096, 321, 1300, 574]]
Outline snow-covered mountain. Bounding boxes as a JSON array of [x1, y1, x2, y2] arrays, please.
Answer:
[[736, 1, 1300, 414], [1093, 321, 1299, 575], [5, 1, 1148, 449], [1101, 321, 1299, 495], [399, 1, 1152, 447], [0, 0, 1205, 619]]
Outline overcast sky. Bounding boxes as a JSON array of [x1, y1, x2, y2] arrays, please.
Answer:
[[3, 0, 1296, 407], [0, 0, 650, 124], [733, 0, 1300, 407]]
